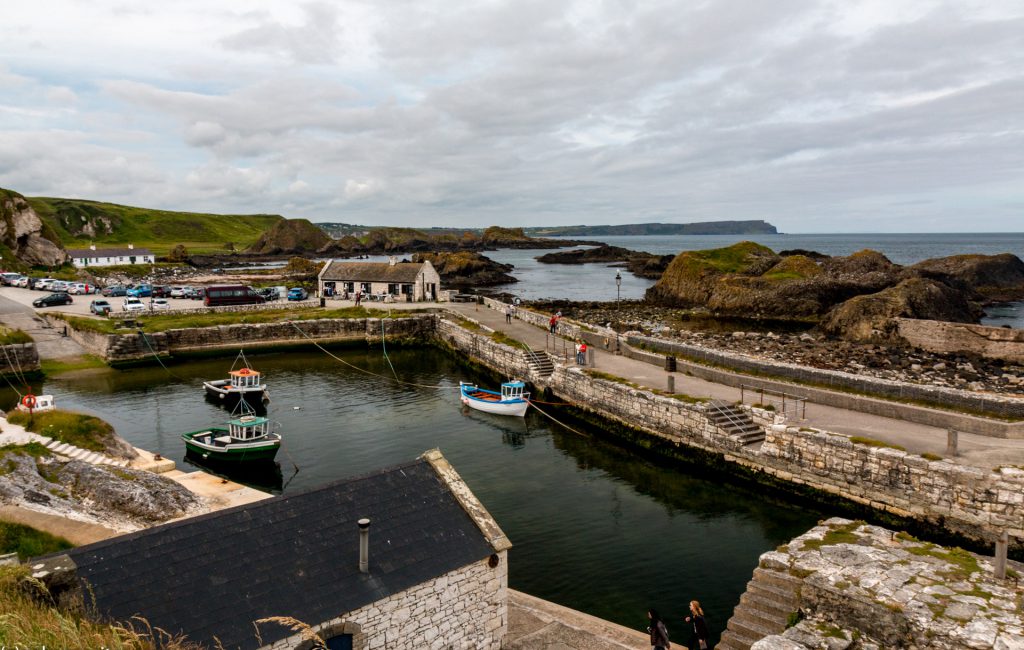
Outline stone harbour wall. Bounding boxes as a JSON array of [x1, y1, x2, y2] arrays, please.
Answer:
[[896, 317, 1024, 363], [759, 425, 1024, 540], [436, 314, 533, 380], [0, 342, 40, 379], [264, 551, 508, 650]]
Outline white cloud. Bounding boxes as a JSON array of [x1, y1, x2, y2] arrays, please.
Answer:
[[0, 0, 1021, 231]]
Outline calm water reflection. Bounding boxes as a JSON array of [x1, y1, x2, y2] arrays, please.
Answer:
[[8, 348, 825, 642]]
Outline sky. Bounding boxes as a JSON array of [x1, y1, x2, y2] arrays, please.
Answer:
[[1, 1, 1022, 232]]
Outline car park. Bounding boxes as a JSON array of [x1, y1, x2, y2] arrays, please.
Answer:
[[103, 286, 128, 297], [33, 292, 73, 308], [90, 299, 112, 315], [287, 287, 308, 301], [151, 298, 171, 310], [123, 297, 146, 312]]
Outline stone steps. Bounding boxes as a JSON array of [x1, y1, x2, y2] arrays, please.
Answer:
[[43, 439, 130, 467], [707, 401, 765, 445], [525, 349, 555, 378], [717, 567, 801, 650]]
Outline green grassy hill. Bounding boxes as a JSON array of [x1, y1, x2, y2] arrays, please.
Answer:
[[27, 197, 284, 255]]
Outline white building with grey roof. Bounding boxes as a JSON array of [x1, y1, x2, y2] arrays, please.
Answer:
[[318, 257, 441, 302], [66, 243, 155, 267]]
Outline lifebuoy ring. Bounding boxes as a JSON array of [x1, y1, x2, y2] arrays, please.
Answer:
[[21, 394, 36, 409]]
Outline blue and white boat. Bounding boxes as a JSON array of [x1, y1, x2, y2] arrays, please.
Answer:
[[459, 380, 530, 417]]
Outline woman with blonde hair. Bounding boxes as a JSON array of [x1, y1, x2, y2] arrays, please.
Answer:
[[684, 600, 709, 649]]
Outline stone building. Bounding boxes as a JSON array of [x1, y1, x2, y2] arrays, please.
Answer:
[[318, 258, 441, 302], [32, 450, 511, 649], [66, 243, 155, 267]]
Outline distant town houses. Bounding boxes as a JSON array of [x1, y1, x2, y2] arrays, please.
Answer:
[[318, 257, 441, 302], [67, 243, 154, 267]]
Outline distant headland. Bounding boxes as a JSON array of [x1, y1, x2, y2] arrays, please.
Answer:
[[524, 220, 778, 237]]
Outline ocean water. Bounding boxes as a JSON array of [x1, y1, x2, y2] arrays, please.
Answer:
[[485, 233, 1024, 328]]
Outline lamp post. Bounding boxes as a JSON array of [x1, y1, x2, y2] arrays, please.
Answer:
[[615, 271, 621, 308]]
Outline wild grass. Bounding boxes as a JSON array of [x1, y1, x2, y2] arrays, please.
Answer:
[[802, 520, 863, 551], [0, 521, 73, 560], [6, 410, 115, 452], [40, 354, 107, 376], [849, 436, 906, 452], [0, 326, 32, 345], [0, 564, 203, 649]]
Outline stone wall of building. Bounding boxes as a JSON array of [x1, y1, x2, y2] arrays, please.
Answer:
[[265, 550, 508, 650], [759, 425, 1024, 540], [895, 317, 1024, 363], [0, 342, 40, 379]]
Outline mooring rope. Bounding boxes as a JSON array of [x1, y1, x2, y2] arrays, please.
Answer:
[[380, 319, 399, 381], [138, 329, 188, 382], [0, 345, 25, 397], [525, 399, 590, 438]]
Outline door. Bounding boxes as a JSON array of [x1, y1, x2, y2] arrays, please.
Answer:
[[324, 634, 352, 650]]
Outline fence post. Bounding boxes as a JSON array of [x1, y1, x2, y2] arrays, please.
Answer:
[[994, 530, 1009, 580], [588, 347, 595, 367], [667, 375, 675, 393], [946, 429, 959, 457], [740, 385, 745, 404]]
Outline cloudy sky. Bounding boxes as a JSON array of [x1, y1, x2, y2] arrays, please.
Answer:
[[2, 1, 1022, 232]]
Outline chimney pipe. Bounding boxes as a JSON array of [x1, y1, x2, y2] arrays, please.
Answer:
[[388, 255, 397, 266], [358, 518, 370, 573]]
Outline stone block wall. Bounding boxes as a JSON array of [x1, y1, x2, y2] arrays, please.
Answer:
[[107, 299, 321, 320], [264, 551, 508, 650], [0, 342, 39, 378], [760, 425, 1024, 540], [895, 317, 1024, 363], [436, 315, 533, 380]]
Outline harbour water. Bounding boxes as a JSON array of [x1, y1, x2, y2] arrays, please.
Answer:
[[9, 349, 826, 644], [486, 233, 1024, 327]]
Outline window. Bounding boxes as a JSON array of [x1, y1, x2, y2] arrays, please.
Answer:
[[387, 284, 398, 294]]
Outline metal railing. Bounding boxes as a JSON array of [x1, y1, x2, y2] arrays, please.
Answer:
[[739, 384, 807, 421]]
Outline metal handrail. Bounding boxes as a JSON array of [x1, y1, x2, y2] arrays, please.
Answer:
[[707, 400, 756, 434], [739, 384, 807, 420]]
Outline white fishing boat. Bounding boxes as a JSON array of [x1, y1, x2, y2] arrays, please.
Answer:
[[459, 380, 530, 417], [15, 393, 56, 413], [203, 350, 269, 406]]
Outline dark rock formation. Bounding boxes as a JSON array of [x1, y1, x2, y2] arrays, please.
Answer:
[[411, 251, 516, 286], [818, 277, 981, 342], [0, 188, 68, 267], [535, 245, 672, 279], [911, 253, 1024, 302], [645, 241, 782, 308], [246, 218, 332, 254]]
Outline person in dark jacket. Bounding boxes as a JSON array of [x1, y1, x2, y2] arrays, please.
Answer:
[[647, 608, 670, 649], [684, 600, 709, 649]]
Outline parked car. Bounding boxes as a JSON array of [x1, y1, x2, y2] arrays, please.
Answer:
[[89, 299, 112, 315], [51, 280, 70, 292], [150, 298, 171, 310], [190, 287, 205, 300], [32, 278, 55, 291], [169, 286, 186, 298], [257, 287, 280, 301], [33, 292, 72, 308], [68, 282, 94, 295], [13, 276, 29, 287], [152, 285, 171, 298], [123, 297, 146, 312], [0, 272, 21, 285], [181, 286, 196, 299], [127, 284, 152, 298], [287, 287, 308, 301], [103, 285, 128, 297], [203, 285, 265, 307]]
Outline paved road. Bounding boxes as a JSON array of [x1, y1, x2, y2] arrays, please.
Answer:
[[0, 291, 88, 360], [417, 301, 1024, 470]]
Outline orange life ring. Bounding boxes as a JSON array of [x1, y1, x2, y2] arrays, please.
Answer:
[[22, 394, 36, 409]]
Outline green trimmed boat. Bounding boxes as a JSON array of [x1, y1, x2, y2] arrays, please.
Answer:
[[181, 405, 281, 463]]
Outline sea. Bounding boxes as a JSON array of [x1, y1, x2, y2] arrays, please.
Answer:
[[485, 233, 1024, 329]]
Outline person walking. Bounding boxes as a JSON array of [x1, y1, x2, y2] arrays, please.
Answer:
[[549, 314, 558, 334], [505, 304, 513, 324], [579, 340, 587, 366], [647, 608, 670, 650], [684, 600, 709, 649], [574, 340, 582, 364]]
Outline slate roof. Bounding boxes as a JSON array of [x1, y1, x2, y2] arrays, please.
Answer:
[[67, 247, 153, 258], [320, 260, 426, 283], [60, 457, 497, 649]]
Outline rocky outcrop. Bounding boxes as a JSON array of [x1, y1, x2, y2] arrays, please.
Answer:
[[646, 241, 781, 307], [818, 277, 981, 342], [0, 188, 68, 266], [411, 251, 516, 286], [912, 253, 1024, 301], [535, 245, 673, 279], [0, 448, 200, 530], [246, 218, 332, 254]]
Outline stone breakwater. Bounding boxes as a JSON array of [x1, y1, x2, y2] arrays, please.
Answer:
[[725, 518, 1024, 650], [437, 315, 1024, 547]]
